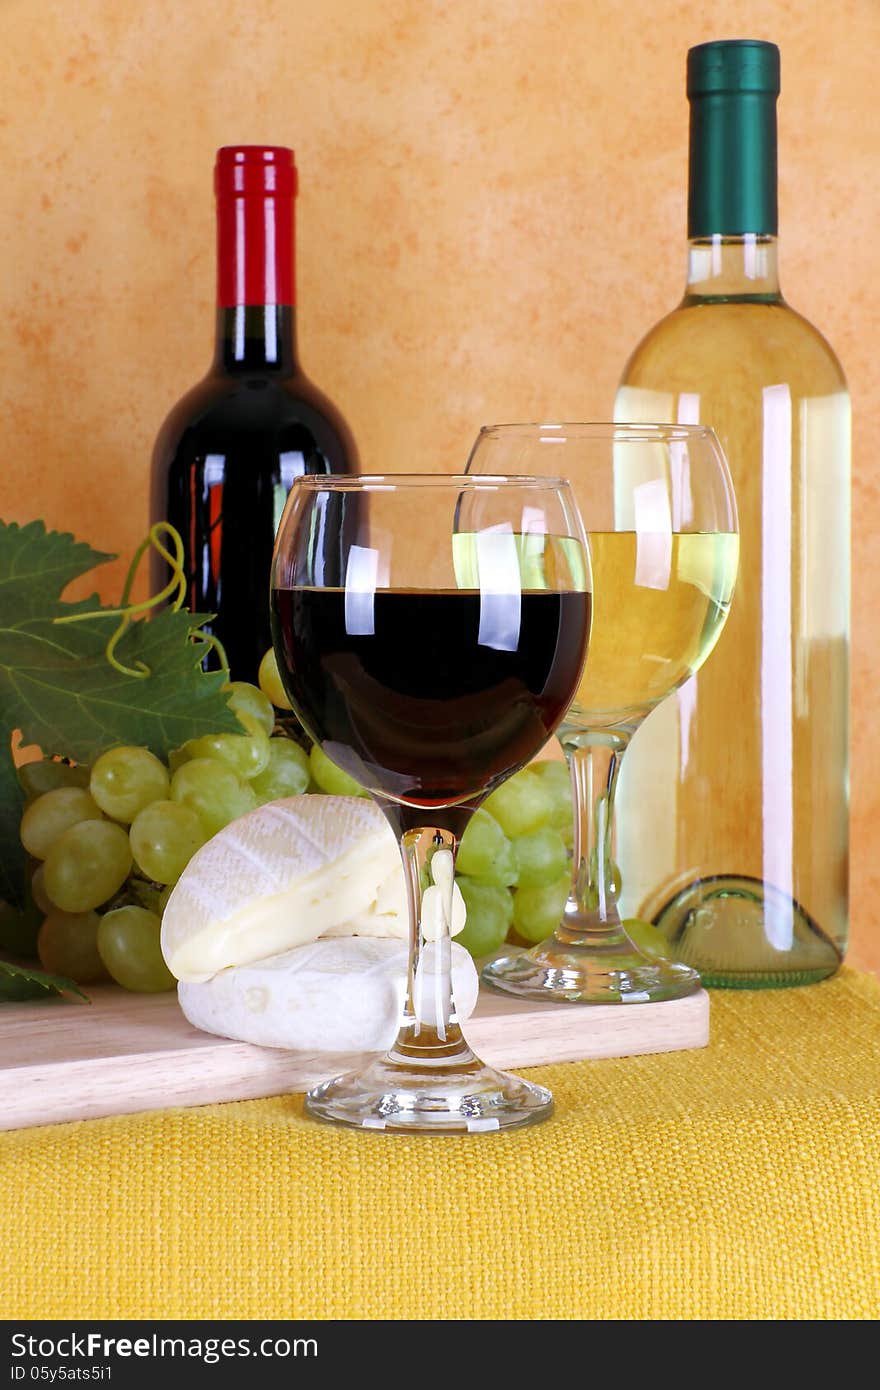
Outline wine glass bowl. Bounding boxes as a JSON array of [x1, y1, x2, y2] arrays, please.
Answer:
[[467, 424, 738, 1005], [270, 473, 591, 1130]]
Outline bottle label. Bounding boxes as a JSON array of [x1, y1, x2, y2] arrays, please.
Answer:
[[216, 188, 294, 308]]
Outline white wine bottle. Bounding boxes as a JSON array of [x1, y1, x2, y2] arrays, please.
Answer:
[[615, 40, 850, 986]]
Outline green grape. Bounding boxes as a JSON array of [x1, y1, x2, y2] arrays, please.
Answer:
[[44, 820, 132, 914], [20, 787, 104, 860], [621, 918, 672, 961], [258, 647, 293, 710], [171, 758, 257, 837], [512, 873, 570, 945], [30, 864, 52, 914], [89, 745, 170, 823], [18, 759, 91, 799], [309, 744, 368, 798], [531, 759, 573, 829], [251, 737, 310, 803], [226, 680, 276, 737], [38, 910, 108, 983], [97, 906, 176, 992], [129, 800, 208, 885], [483, 769, 553, 838], [586, 851, 622, 904], [184, 712, 270, 781], [0, 895, 42, 957], [456, 809, 509, 879], [455, 877, 513, 958], [469, 838, 519, 887], [531, 760, 574, 847], [513, 825, 569, 889]]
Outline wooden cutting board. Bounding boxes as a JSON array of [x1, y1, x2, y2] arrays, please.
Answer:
[[0, 984, 709, 1131]]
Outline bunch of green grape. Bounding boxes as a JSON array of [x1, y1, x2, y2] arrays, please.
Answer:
[[4, 667, 317, 992], [1, 648, 576, 992], [455, 762, 573, 958]]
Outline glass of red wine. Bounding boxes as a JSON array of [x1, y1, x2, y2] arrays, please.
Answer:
[[270, 474, 591, 1133]]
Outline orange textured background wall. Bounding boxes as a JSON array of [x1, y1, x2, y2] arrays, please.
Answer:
[[1, 0, 877, 964]]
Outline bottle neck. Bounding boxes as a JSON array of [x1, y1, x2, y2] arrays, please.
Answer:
[[684, 234, 781, 304], [214, 174, 297, 375], [688, 87, 777, 240], [213, 305, 298, 373]]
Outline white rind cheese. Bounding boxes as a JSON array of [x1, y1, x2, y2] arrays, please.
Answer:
[[162, 796, 407, 983], [161, 794, 467, 984], [178, 937, 480, 1052]]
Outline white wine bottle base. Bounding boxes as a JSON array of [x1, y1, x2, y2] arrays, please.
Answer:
[[652, 874, 844, 989]]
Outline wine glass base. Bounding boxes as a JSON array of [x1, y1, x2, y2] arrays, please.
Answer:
[[482, 941, 701, 1004], [304, 1052, 553, 1133]]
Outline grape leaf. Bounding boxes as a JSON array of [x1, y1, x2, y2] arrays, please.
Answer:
[[0, 957, 87, 1002], [5, 605, 243, 763], [0, 519, 242, 906], [0, 521, 113, 616]]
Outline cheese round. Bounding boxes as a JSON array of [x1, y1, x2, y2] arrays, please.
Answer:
[[161, 795, 407, 983], [178, 936, 480, 1052], [162, 794, 467, 984]]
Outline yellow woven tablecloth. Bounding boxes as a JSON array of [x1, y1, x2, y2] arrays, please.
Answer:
[[2, 967, 880, 1320]]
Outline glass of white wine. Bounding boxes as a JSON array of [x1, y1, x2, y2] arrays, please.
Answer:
[[467, 423, 739, 1003]]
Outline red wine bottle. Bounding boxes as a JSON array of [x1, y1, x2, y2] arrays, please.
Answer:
[[150, 146, 358, 682]]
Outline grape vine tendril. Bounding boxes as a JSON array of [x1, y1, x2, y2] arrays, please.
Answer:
[[50, 522, 229, 679]]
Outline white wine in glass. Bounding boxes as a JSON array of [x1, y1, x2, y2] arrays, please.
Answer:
[[468, 423, 738, 1004], [573, 531, 739, 729]]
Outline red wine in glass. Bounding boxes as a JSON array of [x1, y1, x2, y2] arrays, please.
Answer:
[[271, 587, 590, 808], [270, 474, 591, 1133]]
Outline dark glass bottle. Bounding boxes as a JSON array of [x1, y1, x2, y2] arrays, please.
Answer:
[[150, 145, 358, 682]]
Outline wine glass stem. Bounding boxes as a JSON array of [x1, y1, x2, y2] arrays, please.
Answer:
[[385, 825, 474, 1067], [559, 729, 632, 946]]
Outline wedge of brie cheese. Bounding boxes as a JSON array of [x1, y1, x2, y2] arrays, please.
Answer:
[[178, 936, 479, 1052], [162, 796, 408, 983]]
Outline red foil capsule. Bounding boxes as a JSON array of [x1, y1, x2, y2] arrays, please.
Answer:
[[214, 146, 297, 308]]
